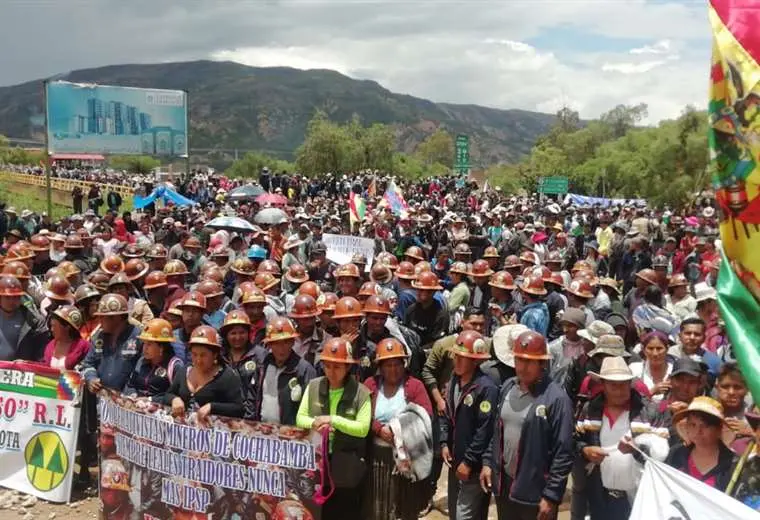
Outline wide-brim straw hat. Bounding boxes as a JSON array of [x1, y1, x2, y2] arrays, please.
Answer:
[[588, 356, 633, 382], [672, 396, 726, 424]]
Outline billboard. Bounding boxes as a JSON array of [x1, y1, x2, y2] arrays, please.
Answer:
[[46, 81, 188, 157]]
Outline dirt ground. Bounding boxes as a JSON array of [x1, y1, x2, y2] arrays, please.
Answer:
[[1, 468, 571, 520]]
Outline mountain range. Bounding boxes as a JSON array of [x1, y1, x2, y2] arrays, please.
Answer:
[[0, 60, 556, 164]]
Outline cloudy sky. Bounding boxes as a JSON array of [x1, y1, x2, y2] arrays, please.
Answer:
[[0, 0, 710, 123]]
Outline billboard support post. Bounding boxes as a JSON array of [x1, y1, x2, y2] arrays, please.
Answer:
[[185, 89, 190, 182], [43, 79, 52, 217]]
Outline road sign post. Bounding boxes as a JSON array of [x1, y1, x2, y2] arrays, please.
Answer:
[[454, 134, 470, 176], [537, 176, 569, 195]]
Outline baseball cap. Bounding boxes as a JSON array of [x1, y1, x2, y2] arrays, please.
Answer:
[[671, 357, 703, 378]]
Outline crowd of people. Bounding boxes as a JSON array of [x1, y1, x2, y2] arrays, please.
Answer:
[[0, 166, 756, 520]]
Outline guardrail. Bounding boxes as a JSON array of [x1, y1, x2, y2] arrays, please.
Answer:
[[0, 171, 133, 199]]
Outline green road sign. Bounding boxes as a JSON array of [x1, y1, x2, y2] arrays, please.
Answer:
[[537, 176, 569, 195], [454, 134, 470, 175]]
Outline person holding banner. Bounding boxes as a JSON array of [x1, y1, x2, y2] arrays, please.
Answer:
[[665, 396, 737, 491], [164, 325, 245, 421], [123, 318, 184, 400], [250, 316, 315, 425], [43, 305, 90, 370], [296, 337, 372, 517]]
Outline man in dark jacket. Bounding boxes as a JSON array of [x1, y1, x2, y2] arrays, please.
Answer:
[[403, 272, 449, 349], [440, 330, 498, 520], [0, 275, 48, 361], [481, 330, 574, 520]]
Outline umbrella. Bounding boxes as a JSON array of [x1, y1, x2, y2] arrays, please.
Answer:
[[254, 207, 289, 225], [256, 193, 288, 206], [228, 184, 265, 201], [206, 216, 258, 233]]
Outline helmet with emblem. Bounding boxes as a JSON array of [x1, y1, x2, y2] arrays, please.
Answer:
[[566, 279, 594, 299], [0, 275, 25, 297], [45, 267, 61, 281], [358, 281, 380, 298], [124, 259, 150, 281], [74, 283, 101, 304], [483, 246, 499, 259], [598, 277, 621, 293], [285, 263, 309, 284], [230, 257, 256, 276], [138, 318, 175, 343], [178, 291, 207, 310], [58, 261, 82, 278], [146, 244, 168, 259], [95, 293, 129, 316], [489, 271, 515, 290], [320, 292, 339, 313], [573, 270, 598, 287], [63, 235, 84, 250], [375, 338, 408, 363], [319, 337, 357, 364], [404, 246, 426, 261], [369, 264, 392, 284], [544, 250, 562, 265], [334, 296, 365, 319], [30, 235, 51, 252], [513, 330, 550, 360], [635, 268, 658, 286], [184, 236, 202, 251], [163, 259, 189, 276], [652, 255, 669, 269], [189, 325, 221, 348], [101, 458, 131, 492], [503, 255, 522, 269], [288, 294, 321, 319], [335, 263, 361, 279], [87, 270, 112, 293], [519, 251, 539, 265], [264, 316, 299, 344], [298, 281, 322, 301], [241, 286, 267, 305], [221, 309, 251, 334], [143, 271, 168, 290], [257, 259, 281, 277], [167, 299, 184, 317], [414, 261, 432, 275], [519, 275, 547, 296], [100, 255, 125, 275], [254, 272, 280, 292], [452, 330, 490, 360], [376, 252, 399, 270], [107, 272, 133, 289], [395, 261, 417, 280], [413, 271, 443, 290], [196, 280, 225, 298], [201, 266, 225, 284], [363, 294, 391, 315], [45, 275, 73, 301], [6, 243, 34, 262], [351, 252, 367, 266], [668, 273, 689, 289], [545, 272, 565, 289], [52, 305, 84, 332], [454, 243, 472, 257], [2, 261, 30, 280], [571, 260, 591, 274], [531, 265, 552, 282], [469, 259, 494, 278], [122, 244, 145, 259], [448, 261, 469, 276]]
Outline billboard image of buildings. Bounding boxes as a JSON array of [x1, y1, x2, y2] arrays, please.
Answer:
[[46, 81, 188, 156]]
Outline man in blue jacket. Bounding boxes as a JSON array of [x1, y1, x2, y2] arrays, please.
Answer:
[[481, 330, 574, 520], [440, 330, 498, 520]]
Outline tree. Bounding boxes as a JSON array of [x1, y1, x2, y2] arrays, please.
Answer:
[[600, 103, 648, 138], [109, 155, 160, 174], [415, 129, 454, 166]]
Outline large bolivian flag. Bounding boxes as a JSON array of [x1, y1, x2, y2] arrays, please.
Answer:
[[710, 1, 760, 402]]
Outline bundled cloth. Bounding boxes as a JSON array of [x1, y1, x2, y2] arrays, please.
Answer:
[[388, 403, 433, 482]]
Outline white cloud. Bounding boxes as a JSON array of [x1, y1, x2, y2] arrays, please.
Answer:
[[630, 39, 673, 55]]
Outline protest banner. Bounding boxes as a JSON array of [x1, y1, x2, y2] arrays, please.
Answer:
[[0, 361, 82, 503], [322, 233, 375, 271], [630, 459, 760, 519], [98, 391, 323, 519]]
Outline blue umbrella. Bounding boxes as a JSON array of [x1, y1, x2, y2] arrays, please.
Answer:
[[228, 184, 265, 201], [206, 216, 258, 232]]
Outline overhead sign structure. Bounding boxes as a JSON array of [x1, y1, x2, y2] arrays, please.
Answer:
[[45, 81, 188, 157], [454, 134, 470, 176], [537, 176, 569, 195]]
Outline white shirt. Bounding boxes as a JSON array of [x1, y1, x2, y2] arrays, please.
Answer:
[[600, 410, 637, 491]]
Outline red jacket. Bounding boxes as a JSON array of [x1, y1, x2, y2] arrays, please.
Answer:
[[43, 338, 91, 370], [364, 374, 432, 436]]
